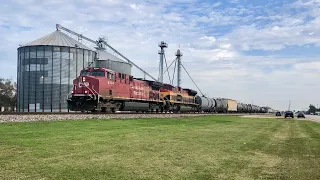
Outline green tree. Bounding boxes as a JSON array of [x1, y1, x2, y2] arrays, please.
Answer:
[[309, 104, 316, 114], [0, 78, 17, 109]]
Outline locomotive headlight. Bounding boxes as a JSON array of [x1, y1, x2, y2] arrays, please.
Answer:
[[84, 82, 89, 87], [82, 77, 86, 82], [84, 90, 88, 94]]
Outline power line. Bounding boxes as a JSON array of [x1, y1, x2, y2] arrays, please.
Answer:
[[163, 53, 171, 85], [181, 63, 204, 96], [163, 58, 177, 75]]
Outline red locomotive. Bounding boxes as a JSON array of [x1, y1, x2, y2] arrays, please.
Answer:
[[67, 67, 198, 113]]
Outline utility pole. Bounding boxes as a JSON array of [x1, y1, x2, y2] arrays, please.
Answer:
[[288, 100, 291, 111], [158, 41, 168, 83], [175, 49, 183, 88]]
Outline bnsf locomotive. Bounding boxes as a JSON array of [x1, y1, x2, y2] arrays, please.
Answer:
[[67, 67, 269, 113]]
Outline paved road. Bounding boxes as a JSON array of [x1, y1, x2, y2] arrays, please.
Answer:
[[301, 115, 320, 123]]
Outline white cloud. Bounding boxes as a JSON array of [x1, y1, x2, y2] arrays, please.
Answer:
[[294, 61, 320, 71], [164, 12, 184, 22], [129, 4, 143, 10], [292, 0, 320, 7], [212, 2, 222, 7], [199, 36, 216, 43]]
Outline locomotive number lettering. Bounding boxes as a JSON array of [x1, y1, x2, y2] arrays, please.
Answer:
[[133, 91, 142, 96], [108, 81, 114, 85], [132, 86, 145, 91]]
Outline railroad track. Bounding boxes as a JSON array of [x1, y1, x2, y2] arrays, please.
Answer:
[[0, 111, 264, 115], [0, 111, 212, 115]]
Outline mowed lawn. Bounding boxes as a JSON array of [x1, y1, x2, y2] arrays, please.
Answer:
[[0, 116, 319, 180]]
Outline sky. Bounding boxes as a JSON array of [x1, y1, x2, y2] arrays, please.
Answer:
[[0, 0, 320, 111]]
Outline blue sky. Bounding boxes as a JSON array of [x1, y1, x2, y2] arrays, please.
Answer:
[[0, 0, 320, 111]]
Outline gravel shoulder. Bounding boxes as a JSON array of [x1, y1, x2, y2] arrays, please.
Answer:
[[0, 113, 213, 123]]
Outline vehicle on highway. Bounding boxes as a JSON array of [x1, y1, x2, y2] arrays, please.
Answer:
[[284, 111, 294, 118], [276, 111, 281, 116], [297, 112, 305, 118]]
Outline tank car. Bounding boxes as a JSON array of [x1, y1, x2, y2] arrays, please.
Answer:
[[195, 96, 216, 113], [237, 103, 244, 113], [214, 98, 227, 113]]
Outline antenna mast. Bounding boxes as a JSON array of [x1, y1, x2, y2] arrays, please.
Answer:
[[161, 47, 204, 96], [158, 41, 168, 83], [288, 100, 291, 111], [175, 49, 183, 88]]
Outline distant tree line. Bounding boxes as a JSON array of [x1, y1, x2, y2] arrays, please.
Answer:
[[0, 78, 17, 110], [307, 104, 320, 114]]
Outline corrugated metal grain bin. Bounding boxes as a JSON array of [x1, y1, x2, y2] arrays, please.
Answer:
[[95, 49, 132, 75], [17, 30, 95, 112]]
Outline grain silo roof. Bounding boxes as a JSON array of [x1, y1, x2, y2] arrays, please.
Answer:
[[95, 49, 130, 64], [22, 30, 92, 50]]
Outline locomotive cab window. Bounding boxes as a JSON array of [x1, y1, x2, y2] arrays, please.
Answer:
[[106, 72, 115, 80], [80, 70, 105, 77], [91, 71, 105, 77], [80, 70, 90, 76]]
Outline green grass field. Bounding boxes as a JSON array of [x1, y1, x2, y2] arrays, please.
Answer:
[[0, 116, 319, 180]]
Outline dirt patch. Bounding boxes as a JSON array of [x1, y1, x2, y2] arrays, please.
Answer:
[[241, 114, 280, 119]]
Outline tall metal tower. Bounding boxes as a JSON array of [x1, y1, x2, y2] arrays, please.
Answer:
[[175, 49, 183, 88], [288, 100, 291, 111], [158, 41, 168, 83]]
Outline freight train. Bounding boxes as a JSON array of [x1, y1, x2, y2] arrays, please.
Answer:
[[67, 67, 270, 113]]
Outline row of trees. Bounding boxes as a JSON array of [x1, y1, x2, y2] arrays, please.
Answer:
[[0, 78, 17, 110]]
